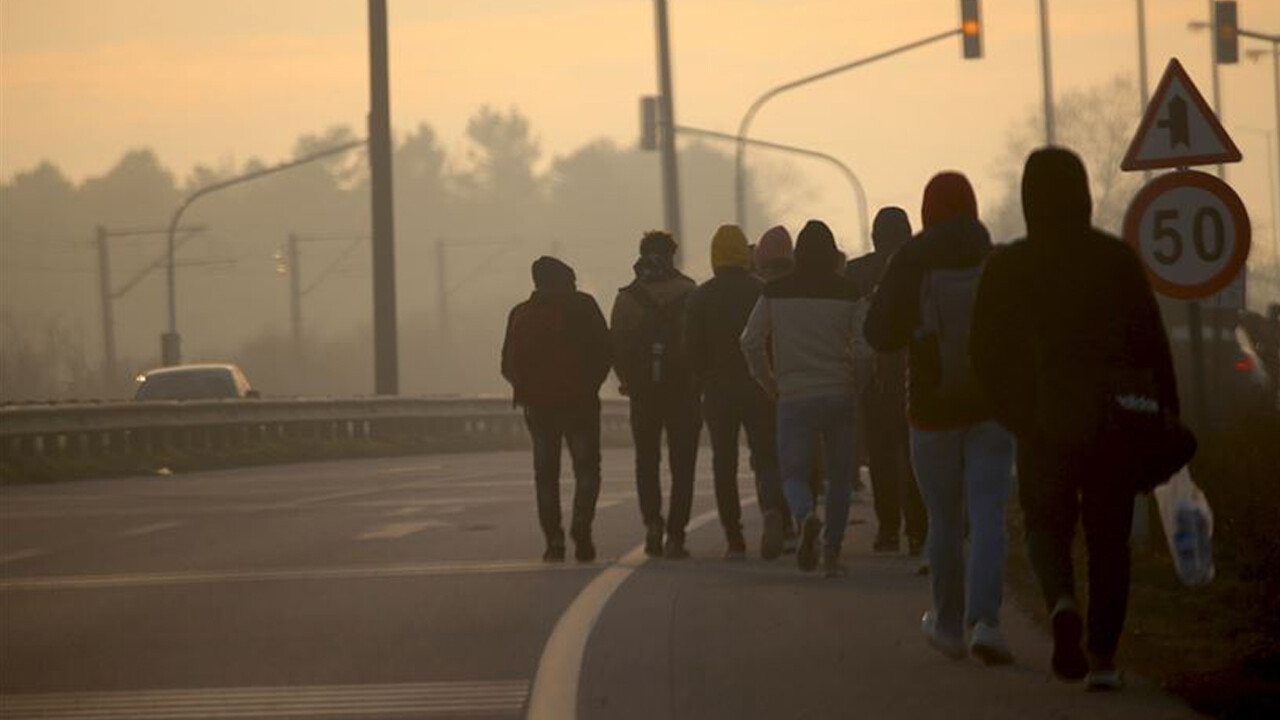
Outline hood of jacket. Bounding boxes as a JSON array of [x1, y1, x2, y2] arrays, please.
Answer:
[[921, 172, 978, 230], [531, 256, 576, 293], [1022, 147, 1093, 239], [871, 206, 912, 254], [754, 225, 794, 276]]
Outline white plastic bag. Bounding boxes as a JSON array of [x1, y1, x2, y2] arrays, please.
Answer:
[[1152, 467, 1215, 586]]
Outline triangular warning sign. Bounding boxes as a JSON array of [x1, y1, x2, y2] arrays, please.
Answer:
[[1121, 58, 1242, 172]]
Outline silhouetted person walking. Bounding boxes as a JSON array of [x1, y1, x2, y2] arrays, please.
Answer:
[[502, 257, 612, 563], [612, 231, 701, 559], [742, 220, 868, 577], [865, 173, 1015, 665], [685, 225, 788, 559], [847, 207, 927, 557], [971, 148, 1182, 689]]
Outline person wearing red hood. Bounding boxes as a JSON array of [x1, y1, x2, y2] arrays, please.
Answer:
[[865, 173, 1015, 666]]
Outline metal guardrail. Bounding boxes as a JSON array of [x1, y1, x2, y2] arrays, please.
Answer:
[[0, 397, 631, 462]]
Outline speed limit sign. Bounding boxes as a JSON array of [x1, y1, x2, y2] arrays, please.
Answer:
[[1122, 171, 1250, 300]]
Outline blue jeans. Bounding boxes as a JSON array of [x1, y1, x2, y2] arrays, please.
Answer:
[[910, 420, 1015, 638], [777, 394, 855, 553]]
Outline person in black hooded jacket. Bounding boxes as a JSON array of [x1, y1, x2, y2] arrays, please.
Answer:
[[502, 256, 612, 563], [970, 147, 1180, 689]]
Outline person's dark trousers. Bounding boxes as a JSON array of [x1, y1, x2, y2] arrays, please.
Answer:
[[702, 378, 786, 537], [1017, 444, 1136, 658], [524, 398, 603, 545], [862, 386, 926, 544], [629, 386, 702, 538]]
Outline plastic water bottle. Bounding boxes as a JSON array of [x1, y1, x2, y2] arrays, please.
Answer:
[[1173, 505, 1214, 585], [651, 342, 665, 384]]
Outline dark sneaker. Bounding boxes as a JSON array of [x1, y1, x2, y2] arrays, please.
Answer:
[[907, 536, 925, 558], [644, 522, 664, 558], [543, 542, 566, 563], [761, 509, 784, 561], [725, 532, 747, 560], [873, 535, 901, 554], [1051, 601, 1088, 682], [797, 514, 822, 572], [663, 535, 689, 560], [571, 527, 596, 563]]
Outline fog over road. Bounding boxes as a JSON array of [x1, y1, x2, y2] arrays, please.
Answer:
[[1, 452, 1196, 719]]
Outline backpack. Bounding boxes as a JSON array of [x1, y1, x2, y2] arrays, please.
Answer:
[[623, 285, 689, 394], [506, 297, 585, 406], [918, 265, 984, 404]]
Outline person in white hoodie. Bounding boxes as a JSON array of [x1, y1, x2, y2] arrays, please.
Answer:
[[741, 220, 870, 577]]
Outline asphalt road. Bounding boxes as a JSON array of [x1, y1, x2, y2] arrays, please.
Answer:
[[1, 450, 1199, 719]]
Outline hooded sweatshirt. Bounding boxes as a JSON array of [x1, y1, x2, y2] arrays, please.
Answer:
[[501, 256, 612, 407], [685, 225, 764, 390], [970, 147, 1179, 448], [754, 225, 795, 281], [864, 173, 993, 429], [741, 220, 870, 401]]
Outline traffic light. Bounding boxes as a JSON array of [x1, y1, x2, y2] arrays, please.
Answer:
[[1213, 2, 1238, 64], [960, 0, 982, 59], [640, 96, 660, 151]]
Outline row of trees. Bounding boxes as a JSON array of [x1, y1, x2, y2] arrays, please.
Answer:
[[0, 106, 779, 401]]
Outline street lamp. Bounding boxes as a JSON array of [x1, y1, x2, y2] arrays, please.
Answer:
[[678, 125, 870, 251], [733, 27, 966, 232], [162, 139, 364, 366]]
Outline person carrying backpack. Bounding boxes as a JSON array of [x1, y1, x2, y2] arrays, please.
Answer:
[[685, 225, 788, 559], [971, 148, 1184, 689], [864, 173, 1015, 665], [501, 256, 612, 563], [611, 231, 701, 559]]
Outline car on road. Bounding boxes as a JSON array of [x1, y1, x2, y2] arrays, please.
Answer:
[[133, 363, 259, 401]]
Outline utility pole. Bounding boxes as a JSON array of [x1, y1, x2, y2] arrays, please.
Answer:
[[653, 0, 684, 265], [95, 226, 118, 385], [435, 239, 449, 343], [288, 233, 302, 359], [1038, 0, 1056, 144], [368, 0, 399, 395]]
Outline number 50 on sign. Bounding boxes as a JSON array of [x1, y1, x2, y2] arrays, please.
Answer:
[[1122, 171, 1250, 300]]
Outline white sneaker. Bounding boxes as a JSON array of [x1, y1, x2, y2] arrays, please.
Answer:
[[921, 611, 966, 660], [969, 622, 1014, 666], [1084, 668, 1124, 691]]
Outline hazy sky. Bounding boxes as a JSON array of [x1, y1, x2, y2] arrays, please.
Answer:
[[2, 0, 1277, 247]]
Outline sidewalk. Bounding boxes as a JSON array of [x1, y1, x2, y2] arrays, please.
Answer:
[[579, 489, 1201, 719]]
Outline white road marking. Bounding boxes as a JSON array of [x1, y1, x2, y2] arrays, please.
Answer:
[[376, 463, 445, 475], [119, 521, 184, 537], [0, 559, 593, 591], [526, 499, 754, 720], [0, 549, 47, 564], [596, 500, 622, 510], [356, 520, 449, 540], [0, 680, 528, 719]]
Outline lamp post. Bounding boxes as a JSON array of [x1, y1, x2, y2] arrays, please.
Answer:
[[162, 140, 363, 366], [677, 125, 870, 251], [653, 0, 684, 264], [733, 28, 963, 233]]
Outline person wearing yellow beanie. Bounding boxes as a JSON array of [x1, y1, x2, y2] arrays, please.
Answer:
[[685, 224, 788, 559]]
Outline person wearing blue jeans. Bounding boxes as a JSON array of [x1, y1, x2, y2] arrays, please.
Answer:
[[742, 220, 867, 577], [909, 420, 1014, 649], [777, 395, 856, 567], [865, 180, 1015, 664]]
